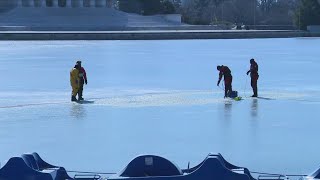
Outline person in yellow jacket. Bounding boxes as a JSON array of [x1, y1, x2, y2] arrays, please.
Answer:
[[70, 64, 80, 101]]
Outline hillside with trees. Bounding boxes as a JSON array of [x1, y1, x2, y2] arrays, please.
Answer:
[[117, 0, 320, 29], [294, 0, 320, 30], [181, 0, 320, 29], [0, 0, 319, 30]]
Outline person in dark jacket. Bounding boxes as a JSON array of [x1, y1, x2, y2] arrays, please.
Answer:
[[76, 61, 88, 101], [247, 58, 259, 97], [217, 65, 233, 98]]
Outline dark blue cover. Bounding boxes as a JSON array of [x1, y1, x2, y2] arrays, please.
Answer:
[[119, 155, 182, 177], [228, 91, 238, 98], [0, 153, 73, 180], [109, 154, 253, 180], [309, 167, 320, 179], [0, 157, 54, 180]]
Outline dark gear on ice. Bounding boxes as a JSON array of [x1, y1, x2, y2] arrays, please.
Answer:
[[217, 65, 233, 98], [70, 64, 80, 102], [246, 58, 259, 97], [76, 61, 88, 101]]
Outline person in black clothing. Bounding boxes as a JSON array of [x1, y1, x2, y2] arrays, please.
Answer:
[[217, 65, 233, 98], [247, 59, 259, 97]]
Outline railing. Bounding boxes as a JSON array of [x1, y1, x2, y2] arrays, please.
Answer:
[[17, 0, 113, 8], [258, 174, 288, 180], [251, 171, 307, 180], [74, 173, 102, 180]]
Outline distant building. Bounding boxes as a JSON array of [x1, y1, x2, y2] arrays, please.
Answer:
[[15, 0, 115, 8]]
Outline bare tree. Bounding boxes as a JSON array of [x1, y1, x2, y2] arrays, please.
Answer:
[[221, 0, 257, 24], [259, 0, 277, 13], [182, 0, 225, 24], [182, 0, 300, 27]]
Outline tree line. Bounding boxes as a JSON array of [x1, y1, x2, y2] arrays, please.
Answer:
[[0, 0, 319, 30], [116, 0, 320, 30], [180, 0, 320, 30]]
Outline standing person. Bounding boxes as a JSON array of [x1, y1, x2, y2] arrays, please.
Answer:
[[247, 58, 259, 97], [76, 61, 88, 101], [70, 64, 80, 102], [217, 65, 233, 98]]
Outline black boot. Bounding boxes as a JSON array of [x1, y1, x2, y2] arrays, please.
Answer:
[[253, 88, 258, 97], [78, 83, 84, 101], [71, 96, 77, 102]]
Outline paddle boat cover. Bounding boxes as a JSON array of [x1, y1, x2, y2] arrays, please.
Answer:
[[0, 152, 71, 180], [0, 152, 317, 180], [108, 153, 255, 180]]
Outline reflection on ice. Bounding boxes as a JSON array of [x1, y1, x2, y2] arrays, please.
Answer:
[[251, 99, 258, 118], [224, 101, 233, 120], [70, 103, 86, 119]]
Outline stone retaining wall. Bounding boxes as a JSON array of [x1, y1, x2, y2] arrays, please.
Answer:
[[307, 25, 320, 33], [0, 30, 319, 40]]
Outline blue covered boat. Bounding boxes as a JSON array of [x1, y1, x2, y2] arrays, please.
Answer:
[[0, 152, 319, 180]]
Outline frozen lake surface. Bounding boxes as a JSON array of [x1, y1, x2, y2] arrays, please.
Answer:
[[0, 38, 320, 176]]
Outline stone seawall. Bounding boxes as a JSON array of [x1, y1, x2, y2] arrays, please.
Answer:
[[0, 30, 319, 40]]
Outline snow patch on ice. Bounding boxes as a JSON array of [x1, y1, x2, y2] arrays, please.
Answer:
[[0, 89, 315, 109]]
